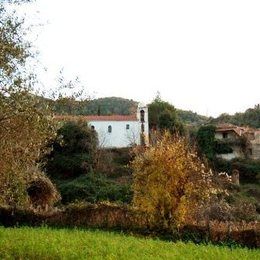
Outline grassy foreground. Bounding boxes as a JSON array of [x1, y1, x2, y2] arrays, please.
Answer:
[[0, 227, 259, 259]]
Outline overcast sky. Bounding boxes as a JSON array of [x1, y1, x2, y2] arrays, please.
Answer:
[[19, 0, 260, 117]]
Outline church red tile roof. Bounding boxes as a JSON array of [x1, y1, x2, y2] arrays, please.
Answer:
[[55, 114, 138, 122]]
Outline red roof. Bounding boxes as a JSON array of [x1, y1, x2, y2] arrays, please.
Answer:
[[55, 114, 138, 122], [216, 124, 251, 136]]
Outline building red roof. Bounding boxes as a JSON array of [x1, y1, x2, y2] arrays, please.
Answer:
[[55, 114, 138, 122], [216, 124, 251, 136]]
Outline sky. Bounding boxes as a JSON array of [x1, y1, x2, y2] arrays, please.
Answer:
[[17, 0, 260, 117]]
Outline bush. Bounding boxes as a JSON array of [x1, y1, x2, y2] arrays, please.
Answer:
[[45, 120, 98, 178], [214, 140, 233, 154], [213, 158, 260, 183], [95, 148, 133, 177], [203, 198, 258, 222], [0, 205, 259, 248], [131, 132, 220, 228], [231, 159, 260, 183], [196, 125, 216, 160], [27, 170, 61, 211], [57, 173, 133, 204], [0, 3, 57, 208]]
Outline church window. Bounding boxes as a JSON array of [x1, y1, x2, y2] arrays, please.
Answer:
[[108, 125, 112, 133], [140, 110, 145, 122]]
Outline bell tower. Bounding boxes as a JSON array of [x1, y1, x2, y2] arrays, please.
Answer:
[[137, 103, 149, 146]]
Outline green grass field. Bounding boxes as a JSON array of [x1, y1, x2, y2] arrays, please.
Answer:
[[0, 227, 259, 259]]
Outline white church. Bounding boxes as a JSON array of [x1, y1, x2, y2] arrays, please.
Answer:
[[56, 103, 149, 148]]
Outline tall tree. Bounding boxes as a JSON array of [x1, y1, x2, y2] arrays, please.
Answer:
[[148, 94, 184, 134], [0, 0, 58, 208]]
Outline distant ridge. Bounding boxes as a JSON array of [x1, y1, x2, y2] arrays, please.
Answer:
[[52, 96, 209, 125], [51, 96, 260, 128], [210, 104, 260, 128]]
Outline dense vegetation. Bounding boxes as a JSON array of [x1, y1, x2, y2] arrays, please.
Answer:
[[50, 92, 260, 130], [196, 125, 234, 160], [132, 132, 218, 227], [52, 95, 260, 129], [0, 227, 259, 259], [44, 121, 98, 179], [53, 96, 138, 115], [0, 1, 259, 256], [0, 0, 60, 209], [177, 109, 209, 125], [57, 173, 132, 204], [52, 95, 210, 126], [211, 104, 260, 128], [43, 121, 133, 204], [148, 95, 185, 134]]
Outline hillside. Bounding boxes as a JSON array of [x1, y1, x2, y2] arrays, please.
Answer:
[[211, 104, 260, 128], [176, 109, 209, 125], [52, 96, 259, 128], [53, 96, 208, 125], [84, 97, 138, 115], [53, 97, 137, 116]]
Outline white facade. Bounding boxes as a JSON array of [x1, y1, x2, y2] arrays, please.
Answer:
[[89, 104, 149, 148]]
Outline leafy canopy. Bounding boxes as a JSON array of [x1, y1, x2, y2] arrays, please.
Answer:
[[0, 0, 58, 208], [148, 94, 184, 134], [45, 120, 98, 179], [132, 132, 217, 227]]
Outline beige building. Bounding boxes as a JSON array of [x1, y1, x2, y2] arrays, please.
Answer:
[[248, 130, 260, 160], [215, 124, 260, 161]]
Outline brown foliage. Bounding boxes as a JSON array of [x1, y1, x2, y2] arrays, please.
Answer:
[[27, 170, 61, 212], [0, 92, 57, 208], [0, 1, 58, 208], [131, 132, 220, 228], [0, 204, 259, 248]]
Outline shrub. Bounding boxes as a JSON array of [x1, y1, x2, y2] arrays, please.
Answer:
[[231, 159, 260, 183], [202, 198, 258, 222], [213, 158, 260, 183], [57, 173, 133, 204], [0, 1, 57, 209], [45, 120, 98, 178], [27, 169, 61, 211], [148, 96, 185, 134], [131, 132, 219, 228], [95, 148, 133, 177], [196, 125, 216, 160], [0, 205, 259, 247], [0, 92, 56, 208]]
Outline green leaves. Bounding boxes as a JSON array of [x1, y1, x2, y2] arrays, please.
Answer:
[[196, 125, 216, 160], [148, 97, 184, 134]]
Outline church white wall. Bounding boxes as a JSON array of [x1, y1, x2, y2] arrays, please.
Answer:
[[89, 121, 142, 148]]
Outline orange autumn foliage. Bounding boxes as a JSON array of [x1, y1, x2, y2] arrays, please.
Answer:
[[132, 132, 219, 228]]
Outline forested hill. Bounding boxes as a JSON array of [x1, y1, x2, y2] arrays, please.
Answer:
[[52, 96, 260, 128], [210, 104, 260, 128], [53, 96, 209, 125], [177, 109, 208, 125], [53, 97, 138, 115], [82, 97, 138, 115]]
